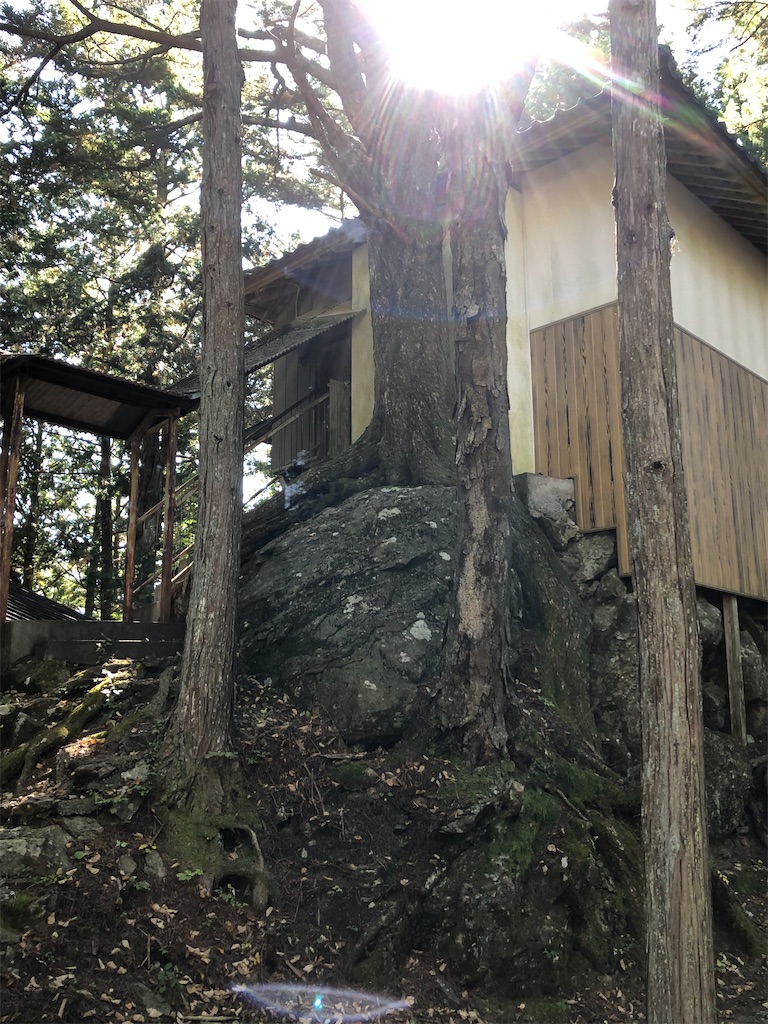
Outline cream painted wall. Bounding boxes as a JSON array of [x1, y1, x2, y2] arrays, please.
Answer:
[[668, 177, 768, 380], [350, 242, 375, 440], [518, 139, 767, 381], [505, 189, 536, 473], [521, 141, 618, 331], [347, 139, 766, 459]]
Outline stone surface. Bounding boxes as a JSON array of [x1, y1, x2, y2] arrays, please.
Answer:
[[10, 712, 43, 747], [0, 825, 71, 877], [240, 487, 459, 746], [741, 631, 768, 703], [559, 533, 617, 587], [704, 731, 751, 839], [514, 473, 579, 550], [60, 816, 104, 841], [697, 595, 723, 652], [240, 486, 598, 750], [702, 676, 728, 732], [588, 587, 641, 776], [117, 853, 138, 877], [143, 849, 167, 880]]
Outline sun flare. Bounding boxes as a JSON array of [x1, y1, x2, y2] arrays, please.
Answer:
[[356, 0, 601, 94]]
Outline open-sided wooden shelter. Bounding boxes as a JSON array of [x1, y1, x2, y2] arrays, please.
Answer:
[[0, 352, 199, 624]]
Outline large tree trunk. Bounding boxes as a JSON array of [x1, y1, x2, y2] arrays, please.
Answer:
[[364, 219, 455, 486], [161, 0, 244, 814], [610, 3, 716, 1021], [437, 189, 513, 761], [436, 80, 534, 764]]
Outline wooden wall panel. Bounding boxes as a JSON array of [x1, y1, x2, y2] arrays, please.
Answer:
[[676, 326, 768, 599], [530, 305, 767, 599], [270, 334, 352, 474], [530, 305, 630, 574]]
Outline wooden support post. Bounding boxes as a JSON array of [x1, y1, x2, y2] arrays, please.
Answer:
[[0, 379, 25, 623], [723, 594, 747, 745], [123, 437, 141, 622], [159, 416, 178, 623]]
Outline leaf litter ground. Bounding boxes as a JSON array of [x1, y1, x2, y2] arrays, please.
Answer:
[[1, 659, 765, 1024]]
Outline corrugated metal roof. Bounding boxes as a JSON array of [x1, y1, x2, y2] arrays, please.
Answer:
[[0, 353, 199, 439], [5, 581, 84, 621], [171, 310, 361, 398], [245, 310, 360, 374]]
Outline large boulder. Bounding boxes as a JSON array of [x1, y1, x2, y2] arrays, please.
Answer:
[[239, 486, 597, 749], [703, 731, 751, 839], [239, 487, 459, 746]]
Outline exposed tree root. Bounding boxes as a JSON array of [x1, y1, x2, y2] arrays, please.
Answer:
[[14, 684, 112, 792]]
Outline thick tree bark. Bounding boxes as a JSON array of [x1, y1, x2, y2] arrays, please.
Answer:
[[436, 80, 534, 764], [438, 190, 512, 761], [610, 3, 716, 1021], [161, 0, 244, 813], [364, 220, 455, 486]]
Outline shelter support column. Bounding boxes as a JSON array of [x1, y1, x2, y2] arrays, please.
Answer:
[[123, 437, 141, 622], [159, 415, 178, 622], [0, 378, 26, 623], [723, 594, 747, 745]]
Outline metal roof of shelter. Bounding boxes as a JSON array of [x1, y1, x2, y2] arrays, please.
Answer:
[[5, 580, 84, 622], [511, 48, 766, 255], [171, 310, 361, 398], [0, 352, 199, 440], [245, 310, 360, 373]]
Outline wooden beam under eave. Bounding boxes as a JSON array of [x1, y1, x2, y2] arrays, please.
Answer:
[[159, 416, 178, 623], [723, 594, 747, 745], [122, 437, 141, 622], [0, 379, 26, 623]]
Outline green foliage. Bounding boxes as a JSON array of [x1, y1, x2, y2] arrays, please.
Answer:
[[0, 0, 336, 609], [683, 1, 768, 162], [523, 16, 611, 124], [175, 866, 203, 882]]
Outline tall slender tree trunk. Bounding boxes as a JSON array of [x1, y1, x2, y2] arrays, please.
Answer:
[[98, 438, 114, 619], [135, 431, 164, 610], [161, 0, 245, 813], [436, 79, 534, 763], [438, 188, 513, 761], [610, 3, 716, 1021]]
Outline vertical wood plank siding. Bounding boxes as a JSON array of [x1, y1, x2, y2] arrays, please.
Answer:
[[530, 304, 768, 600]]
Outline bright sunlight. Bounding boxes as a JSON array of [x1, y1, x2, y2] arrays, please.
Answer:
[[356, 0, 603, 94]]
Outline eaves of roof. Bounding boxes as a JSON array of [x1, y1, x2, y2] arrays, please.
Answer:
[[242, 50, 765, 303], [513, 49, 766, 254], [0, 352, 199, 439], [243, 219, 367, 319]]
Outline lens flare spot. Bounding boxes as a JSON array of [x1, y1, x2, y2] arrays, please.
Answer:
[[233, 983, 410, 1022]]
